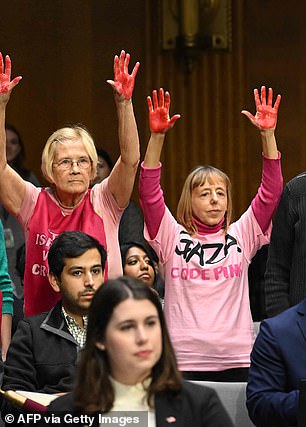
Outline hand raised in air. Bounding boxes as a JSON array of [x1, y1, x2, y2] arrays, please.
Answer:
[[241, 86, 281, 131], [147, 88, 180, 134], [107, 50, 139, 100], [0, 54, 22, 105]]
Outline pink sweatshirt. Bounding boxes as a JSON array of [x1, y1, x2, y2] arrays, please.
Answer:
[[17, 177, 124, 316], [139, 155, 282, 371]]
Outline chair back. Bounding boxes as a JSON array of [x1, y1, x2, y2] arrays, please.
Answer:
[[191, 381, 255, 427]]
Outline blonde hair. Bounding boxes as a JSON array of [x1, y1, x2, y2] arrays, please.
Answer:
[[41, 125, 98, 183], [177, 165, 232, 235]]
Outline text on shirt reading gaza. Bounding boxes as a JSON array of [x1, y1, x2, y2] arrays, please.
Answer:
[[175, 231, 242, 266]]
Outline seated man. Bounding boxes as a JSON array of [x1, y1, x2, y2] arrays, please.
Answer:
[[0, 230, 106, 419], [246, 299, 306, 426]]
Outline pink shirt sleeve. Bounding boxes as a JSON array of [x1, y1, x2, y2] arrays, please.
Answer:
[[91, 177, 125, 279], [251, 152, 283, 233], [139, 162, 166, 239], [90, 177, 124, 224], [17, 182, 41, 237]]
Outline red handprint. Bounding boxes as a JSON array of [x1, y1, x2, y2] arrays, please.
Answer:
[[107, 50, 139, 100], [147, 88, 180, 134], [241, 86, 281, 131], [0, 53, 22, 103]]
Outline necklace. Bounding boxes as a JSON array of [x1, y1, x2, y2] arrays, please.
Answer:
[[53, 191, 76, 209]]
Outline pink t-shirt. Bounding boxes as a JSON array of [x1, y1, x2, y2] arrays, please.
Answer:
[[17, 178, 124, 315], [145, 206, 270, 371]]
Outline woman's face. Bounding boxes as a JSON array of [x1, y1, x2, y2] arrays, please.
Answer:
[[51, 139, 93, 199], [191, 174, 227, 226], [124, 247, 155, 287], [91, 156, 111, 186], [99, 298, 162, 385], [6, 129, 21, 163]]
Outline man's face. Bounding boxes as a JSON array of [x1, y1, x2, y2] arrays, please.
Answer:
[[49, 248, 104, 321]]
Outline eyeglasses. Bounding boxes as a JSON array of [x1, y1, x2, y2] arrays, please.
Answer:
[[53, 157, 92, 170]]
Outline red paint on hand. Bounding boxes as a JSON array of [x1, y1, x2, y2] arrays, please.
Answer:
[[241, 86, 281, 130], [147, 88, 180, 134], [107, 50, 139, 100], [0, 53, 22, 102]]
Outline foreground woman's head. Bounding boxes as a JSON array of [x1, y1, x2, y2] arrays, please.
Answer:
[[74, 276, 181, 412]]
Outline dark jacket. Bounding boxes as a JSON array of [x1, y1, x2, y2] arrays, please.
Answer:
[[43, 381, 234, 427], [246, 299, 306, 426], [265, 172, 306, 317], [1, 301, 80, 420]]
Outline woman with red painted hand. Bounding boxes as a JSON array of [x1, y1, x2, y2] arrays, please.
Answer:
[[0, 51, 140, 317], [139, 87, 283, 381], [44, 276, 234, 427]]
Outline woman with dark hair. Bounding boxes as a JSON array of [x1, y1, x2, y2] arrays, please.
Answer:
[[121, 241, 157, 287], [91, 148, 114, 187], [5, 124, 40, 183], [46, 276, 233, 426], [121, 241, 165, 303]]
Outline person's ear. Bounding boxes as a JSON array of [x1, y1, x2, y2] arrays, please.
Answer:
[[95, 342, 106, 351], [48, 272, 61, 293]]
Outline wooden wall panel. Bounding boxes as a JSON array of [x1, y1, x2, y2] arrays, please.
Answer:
[[0, 0, 147, 187], [1, 1, 305, 222], [245, 1, 306, 199], [144, 1, 248, 218], [1, 1, 59, 183]]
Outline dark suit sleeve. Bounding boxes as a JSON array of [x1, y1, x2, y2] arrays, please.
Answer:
[[246, 321, 298, 426], [265, 185, 293, 316]]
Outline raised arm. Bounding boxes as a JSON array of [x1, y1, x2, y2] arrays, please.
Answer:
[[140, 88, 180, 239], [242, 86, 283, 233], [0, 54, 26, 215], [106, 50, 140, 208]]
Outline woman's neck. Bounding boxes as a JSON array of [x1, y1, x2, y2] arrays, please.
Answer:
[[110, 372, 151, 387], [53, 189, 84, 208], [110, 375, 151, 388], [193, 216, 225, 235]]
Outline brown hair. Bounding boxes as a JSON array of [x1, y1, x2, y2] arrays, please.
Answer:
[[177, 165, 232, 235], [73, 276, 182, 412]]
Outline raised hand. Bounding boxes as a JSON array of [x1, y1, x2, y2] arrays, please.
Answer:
[[147, 88, 180, 134], [107, 50, 139, 100], [241, 86, 281, 131], [0, 53, 22, 104]]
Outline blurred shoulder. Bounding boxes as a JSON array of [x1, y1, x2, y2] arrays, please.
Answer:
[[47, 392, 74, 412]]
